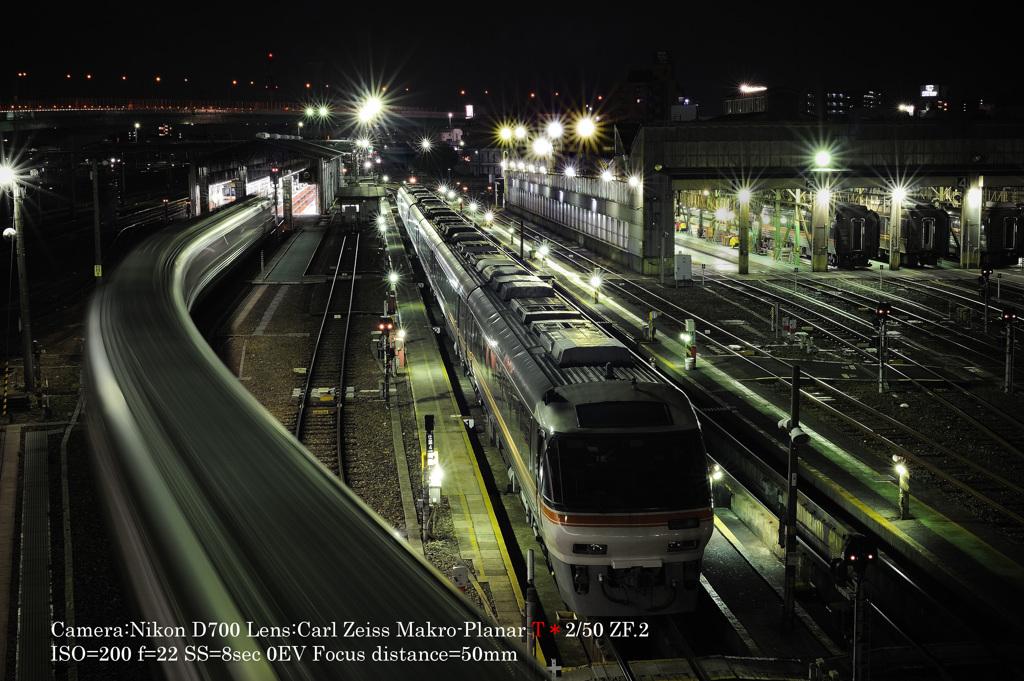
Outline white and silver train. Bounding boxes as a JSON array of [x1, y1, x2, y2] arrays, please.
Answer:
[[397, 186, 715, 617]]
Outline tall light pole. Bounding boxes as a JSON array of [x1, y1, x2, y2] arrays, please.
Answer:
[[1, 166, 36, 398]]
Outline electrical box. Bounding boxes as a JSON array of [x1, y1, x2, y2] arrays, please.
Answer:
[[674, 254, 692, 282]]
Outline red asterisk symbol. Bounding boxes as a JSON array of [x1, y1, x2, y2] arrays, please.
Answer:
[[548, 623, 561, 635]]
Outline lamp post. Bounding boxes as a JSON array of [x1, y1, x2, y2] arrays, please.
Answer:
[[778, 365, 809, 624], [1, 166, 36, 399], [737, 188, 751, 274], [893, 455, 910, 519]]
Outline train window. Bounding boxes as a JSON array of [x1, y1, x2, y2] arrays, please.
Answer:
[[543, 432, 709, 512]]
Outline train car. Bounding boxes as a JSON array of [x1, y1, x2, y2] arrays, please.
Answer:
[[828, 202, 880, 268], [981, 202, 1022, 267], [947, 202, 1022, 268], [878, 203, 950, 267], [397, 186, 714, 617]]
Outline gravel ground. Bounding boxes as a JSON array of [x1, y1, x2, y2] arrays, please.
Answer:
[[608, 270, 1024, 544]]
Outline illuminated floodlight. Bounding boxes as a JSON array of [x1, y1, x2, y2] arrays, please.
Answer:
[[429, 464, 444, 487], [420, 138, 432, 151], [816, 187, 831, 203], [967, 187, 982, 205], [601, 170, 613, 182], [0, 166, 14, 185], [359, 96, 383, 122], [576, 115, 595, 139], [532, 137, 552, 156], [514, 125, 527, 140], [484, 211, 494, 224], [546, 121, 564, 139], [564, 165, 576, 177], [378, 215, 387, 232], [500, 126, 512, 142], [737, 188, 751, 203], [892, 186, 907, 202], [589, 271, 602, 289], [468, 202, 478, 212]]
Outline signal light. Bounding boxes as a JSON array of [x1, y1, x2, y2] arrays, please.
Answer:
[[1003, 308, 1018, 322], [982, 267, 994, 278], [378, 317, 394, 332], [875, 301, 891, 319], [841, 533, 877, 576]]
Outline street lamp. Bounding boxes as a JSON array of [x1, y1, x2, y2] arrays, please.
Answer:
[[893, 455, 910, 519], [0, 165, 36, 399], [589, 269, 602, 303]]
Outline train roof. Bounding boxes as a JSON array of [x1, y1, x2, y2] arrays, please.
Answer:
[[535, 381, 701, 434], [398, 186, 663, 412]]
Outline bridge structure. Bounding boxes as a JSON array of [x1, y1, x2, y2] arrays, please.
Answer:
[[505, 117, 1024, 273], [0, 99, 453, 225], [0, 98, 455, 135]]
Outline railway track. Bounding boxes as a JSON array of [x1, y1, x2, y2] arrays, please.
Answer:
[[295, 230, 357, 472], [495, 213, 1024, 535]]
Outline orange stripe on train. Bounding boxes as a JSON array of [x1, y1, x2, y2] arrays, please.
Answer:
[[541, 505, 713, 528]]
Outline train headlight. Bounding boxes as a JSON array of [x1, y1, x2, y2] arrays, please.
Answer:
[[572, 543, 607, 555]]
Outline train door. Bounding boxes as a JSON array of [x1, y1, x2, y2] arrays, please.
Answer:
[[921, 217, 936, 250], [851, 217, 865, 252]]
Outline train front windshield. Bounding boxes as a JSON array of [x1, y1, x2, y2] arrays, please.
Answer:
[[543, 432, 710, 512]]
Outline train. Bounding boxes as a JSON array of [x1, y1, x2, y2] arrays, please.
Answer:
[[828, 202, 881, 268], [770, 201, 1021, 269], [878, 203, 951, 267], [397, 185, 715, 617], [948, 201, 1023, 268]]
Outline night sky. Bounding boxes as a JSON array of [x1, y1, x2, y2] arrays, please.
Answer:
[[4, 3, 1018, 116]]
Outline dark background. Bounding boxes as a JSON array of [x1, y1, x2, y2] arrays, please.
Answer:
[[5, 3, 1016, 115]]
